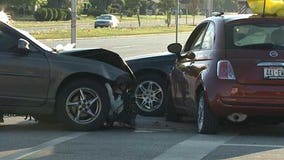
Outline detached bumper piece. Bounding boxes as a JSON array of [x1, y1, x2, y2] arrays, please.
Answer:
[[105, 74, 136, 128]]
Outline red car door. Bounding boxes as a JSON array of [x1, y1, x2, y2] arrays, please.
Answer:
[[170, 21, 215, 114]]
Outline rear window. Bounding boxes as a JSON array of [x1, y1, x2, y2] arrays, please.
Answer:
[[98, 15, 111, 20], [226, 21, 284, 49]]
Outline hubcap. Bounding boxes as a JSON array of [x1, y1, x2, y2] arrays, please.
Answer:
[[65, 88, 102, 124], [134, 80, 163, 112], [198, 96, 205, 131]]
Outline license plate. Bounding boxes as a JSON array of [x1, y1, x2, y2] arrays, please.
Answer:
[[264, 67, 284, 79]]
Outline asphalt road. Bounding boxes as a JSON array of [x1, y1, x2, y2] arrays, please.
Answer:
[[1, 34, 284, 160], [1, 116, 284, 160], [41, 32, 190, 58]]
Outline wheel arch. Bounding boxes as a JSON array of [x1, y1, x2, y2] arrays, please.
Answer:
[[134, 69, 169, 83], [195, 73, 208, 103], [196, 84, 204, 102], [55, 72, 109, 101]]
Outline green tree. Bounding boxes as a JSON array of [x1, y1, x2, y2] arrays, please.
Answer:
[[108, 0, 125, 19], [0, 0, 47, 7], [188, 0, 200, 25], [88, 0, 113, 16], [213, 0, 238, 12], [89, 0, 112, 12], [140, 0, 154, 15], [108, 0, 125, 13], [0, 0, 47, 16], [47, 0, 70, 8], [125, 0, 143, 27], [158, 0, 175, 27]]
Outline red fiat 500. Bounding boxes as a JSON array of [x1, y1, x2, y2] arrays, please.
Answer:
[[168, 14, 284, 134]]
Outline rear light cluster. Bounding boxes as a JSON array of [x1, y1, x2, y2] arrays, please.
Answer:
[[217, 60, 236, 80]]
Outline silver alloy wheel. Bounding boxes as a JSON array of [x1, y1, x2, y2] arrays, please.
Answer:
[[134, 80, 163, 112], [65, 87, 102, 125], [198, 95, 205, 131]]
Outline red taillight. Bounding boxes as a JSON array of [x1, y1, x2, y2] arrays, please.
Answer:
[[217, 60, 236, 80]]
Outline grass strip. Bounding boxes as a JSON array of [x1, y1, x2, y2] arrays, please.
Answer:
[[31, 25, 196, 39]]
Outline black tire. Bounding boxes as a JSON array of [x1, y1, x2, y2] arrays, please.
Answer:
[[134, 74, 167, 116], [197, 91, 219, 134], [56, 79, 110, 131]]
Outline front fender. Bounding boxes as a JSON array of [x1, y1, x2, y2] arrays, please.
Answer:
[[126, 53, 176, 74], [48, 55, 130, 99]]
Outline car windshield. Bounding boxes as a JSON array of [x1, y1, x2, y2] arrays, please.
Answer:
[[226, 22, 284, 49], [97, 15, 111, 20]]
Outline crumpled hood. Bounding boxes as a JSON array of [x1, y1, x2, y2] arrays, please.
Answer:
[[60, 48, 134, 77]]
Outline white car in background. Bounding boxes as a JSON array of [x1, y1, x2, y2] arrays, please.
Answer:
[[94, 14, 119, 28]]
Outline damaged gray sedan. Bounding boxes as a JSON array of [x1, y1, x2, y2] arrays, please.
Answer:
[[0, 21, 135, 130]]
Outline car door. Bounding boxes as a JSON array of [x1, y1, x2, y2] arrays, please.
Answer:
[[171, 21, 215, 113], [0, 25, 50, 107]]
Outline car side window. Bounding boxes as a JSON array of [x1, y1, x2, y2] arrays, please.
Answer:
[[0, 28, 18, 52], [192, 29, 207, 50], [183, 22, 210, 52], [183, 22, 215, 52], [201, 22, 215, 50]]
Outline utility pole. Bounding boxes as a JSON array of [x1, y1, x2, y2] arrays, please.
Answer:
[[71, 0, 77, 46], [207, 0, 213, 17], [175, 0, 179, 43]]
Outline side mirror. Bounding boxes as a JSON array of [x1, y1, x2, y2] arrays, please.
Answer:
[[186, 51, 196, 60], [167, 43, 182, 54], [18, 38, 30, 54]]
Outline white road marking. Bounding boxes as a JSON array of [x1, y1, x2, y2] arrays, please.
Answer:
[[1, 132, 87, 160], [113, 45, 136, 49], [153, 134, 235, 160], [222, 143, 284, 148], [135, 130, 156, 133], [223, 148, 284, 160], [135, 128, 174, 133]]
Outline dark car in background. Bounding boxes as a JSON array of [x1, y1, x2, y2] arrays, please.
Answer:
[[0, 20, 135, 131], [125, 53, 176, 116], [168, 14, 284, 134]]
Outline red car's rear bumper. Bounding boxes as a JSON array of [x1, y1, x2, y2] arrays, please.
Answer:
[[206, 79, 284, 117]]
